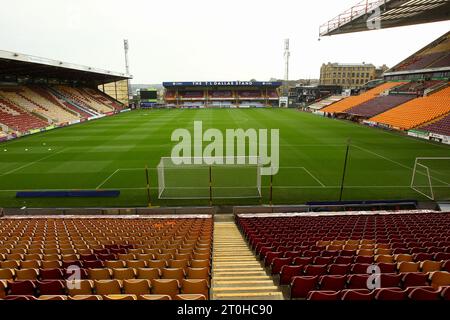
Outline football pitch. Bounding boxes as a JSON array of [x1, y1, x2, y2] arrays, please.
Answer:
[[0, 108, 449, 208]]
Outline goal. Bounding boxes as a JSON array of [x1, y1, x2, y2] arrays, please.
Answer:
[[157, 156, 262, 200], [410, 157, 450, 200]]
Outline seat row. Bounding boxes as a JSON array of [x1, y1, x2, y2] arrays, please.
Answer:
[[1, 294, 206, 300], [0, 278, 209, 299], [289, 271, 450, 299], [0, 250, 210, 262], [266, 252, 450, 269], [305, 286, 450, 301], [0, 266, 210, 282]]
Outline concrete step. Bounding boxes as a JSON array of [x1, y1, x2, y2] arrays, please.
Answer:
[[213, 275, 272, 280], [213, 280, 275, 286], [213, 292, 284, 300]]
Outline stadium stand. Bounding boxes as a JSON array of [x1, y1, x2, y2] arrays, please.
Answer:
[[0, 85, 125, 136], [392, 33, 450, 72], [419, 113, 450, 136], [238, 91, 263, 99], [320, 82, 404, 113], [345, 94, 415, 118], [389, 80, 445, 95], [0, 217, 212, 300], [369, 85, 450, 130], [0, 86, 78, 124], [0, 96, 48, 132], [308, 95, 345, 111], [237, 212, 450, 300], [210, 91, 233, 99]]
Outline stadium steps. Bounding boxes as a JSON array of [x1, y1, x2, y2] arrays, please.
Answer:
[[211, 222, 284, 300]]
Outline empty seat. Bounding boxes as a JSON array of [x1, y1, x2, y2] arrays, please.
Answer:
[[340, 289, 373, 301], [280, 265, 303, 286], [37, 280, 65, 295], [103, 294, 137, 300], [112, 268, 136, 280], [430, 271, 450, 289], [151, 279, 179, 299], [161, 268, 185, 282], [94, 279, 122, 295], [374, 288, 407, 300], [139, 294, 171, 300], [304, 264, 327, 276], [347, 274, 371, 289], [319, 275, 346, 291], [408, 287, 441, 300], [9, 280, 36, 296], [402, 272, 429, 288], [421, 260, 441, 273], [123, 279, 151, 295], [379, 273, 402, 288], [66, 280, 94, 296], [181, 279, 209, 299], [271, 258, 292, 275], [306, 290, 340, 301], [40, 268, 65, 280], [398, 261, 420, 273], [328, 264, 351, 275], [290, 276, 318, 299], [136, 268, 160, 281], [0, 268, 15, 280], [88, 268, 112, 280], [15, 269, 39, 280]]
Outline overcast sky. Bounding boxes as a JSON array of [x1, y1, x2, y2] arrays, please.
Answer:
[[1, 0, 449, 83]]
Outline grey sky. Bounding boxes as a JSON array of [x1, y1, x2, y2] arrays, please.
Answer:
[[1, 0, 449, 83]]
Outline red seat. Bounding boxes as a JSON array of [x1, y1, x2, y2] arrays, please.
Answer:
[[270, 257, 292, 275], [40, 268, 65, 280], [408, 287, 441, 300], [290, 276, 318, 299], [293, 257, 313, 265], [350, 263, 371, 274], [376, 263, 397, 274], [441, 286, 450, 300], [347, 274, 371, 289], [354, 256, 373, 264], [280, 265, 303, 286], [9, 281, 36, 296], [374, 288, 407, 300], [304, 264, 327, 276], [379, 273, 402, 288], [314, 256, 333, 265], [328, 264, 351, 275], [283, 251, 302, 259], [340, 289, 373, 300], [334, 256, 353, 264], [83, 260, 104, 269], [402, 272, 429, 288], [319, 275, 346, 291], [265, 252, 282, 267], [3, 295, 38, 300], [37, 280, 65, 295], [306, 290, 340, 300]]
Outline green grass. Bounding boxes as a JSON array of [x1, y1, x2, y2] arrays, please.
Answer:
[[0, 108, 449, 208]]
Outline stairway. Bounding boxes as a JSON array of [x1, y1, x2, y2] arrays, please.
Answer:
[[211, 221, 284, 300]]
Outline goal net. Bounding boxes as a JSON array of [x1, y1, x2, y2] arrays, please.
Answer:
[[157, 156, 262, 200], [410, 157, 450, 200]]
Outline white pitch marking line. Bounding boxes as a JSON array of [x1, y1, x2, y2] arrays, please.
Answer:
[[96, 169, 120, 190], [301, 167, 325, 187], [0, 148, 67, 176], [95, 167, 147, 189]]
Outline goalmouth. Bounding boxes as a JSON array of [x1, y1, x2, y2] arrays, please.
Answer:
[[157, 156, 262, 200], [410, 157, 450, 201]]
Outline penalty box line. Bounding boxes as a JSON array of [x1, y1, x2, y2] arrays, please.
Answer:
[[95, 168, 145, 190]]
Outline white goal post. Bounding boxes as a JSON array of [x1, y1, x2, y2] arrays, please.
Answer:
[[157, 156, 262, 200], [410, 157, 450, 200]]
